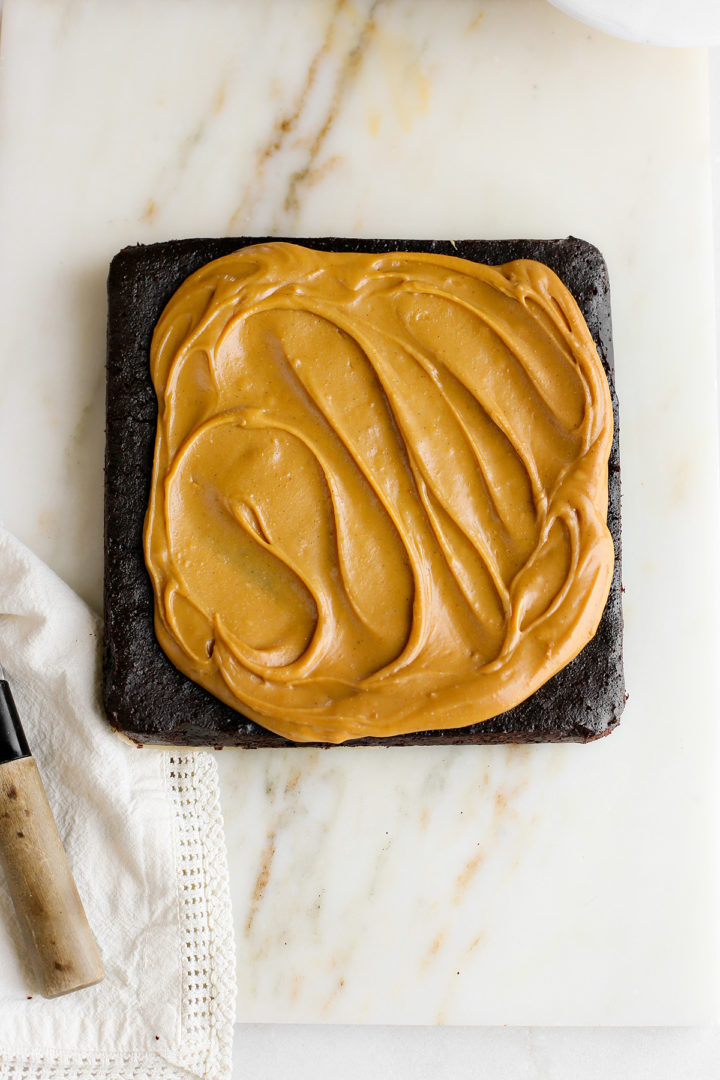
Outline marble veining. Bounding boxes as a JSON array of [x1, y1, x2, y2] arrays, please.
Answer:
[[0, 0, 717, 1026], [228, 0, 385, 233]]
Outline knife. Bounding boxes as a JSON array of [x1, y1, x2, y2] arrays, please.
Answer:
[[0, 660, 104, 997]]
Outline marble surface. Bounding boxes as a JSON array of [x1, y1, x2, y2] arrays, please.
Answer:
[[0, 0, 719, 1067]]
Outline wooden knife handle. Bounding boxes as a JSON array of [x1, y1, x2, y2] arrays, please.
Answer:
[[0, 755, 104, 997]]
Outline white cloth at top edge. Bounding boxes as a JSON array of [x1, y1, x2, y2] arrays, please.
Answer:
[[0, 525, 236, 1080]]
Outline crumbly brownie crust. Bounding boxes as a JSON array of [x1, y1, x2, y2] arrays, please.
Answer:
[[104, 236, 624, 746]]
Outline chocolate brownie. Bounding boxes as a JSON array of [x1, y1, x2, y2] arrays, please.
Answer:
[[104, 236, 625, 746]]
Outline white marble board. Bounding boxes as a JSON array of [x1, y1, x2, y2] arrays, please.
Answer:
[[0, 0, 717, 1026]]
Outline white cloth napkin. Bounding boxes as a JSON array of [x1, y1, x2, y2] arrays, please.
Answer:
[[0, 526, 236, 1079]]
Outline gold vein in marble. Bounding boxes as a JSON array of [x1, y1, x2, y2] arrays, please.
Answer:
[[280, 0, 383, 222], [227, 0, 343, 231], [227, 0, 383, 232]]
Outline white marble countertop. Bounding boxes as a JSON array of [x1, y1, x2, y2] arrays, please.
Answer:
[[1, 2, 720, 1077]]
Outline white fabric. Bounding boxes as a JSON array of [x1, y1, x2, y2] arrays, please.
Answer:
[[0, 527, 236, 1079]]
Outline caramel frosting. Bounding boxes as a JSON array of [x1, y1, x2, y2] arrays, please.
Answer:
[[144, 242, 614, 743]]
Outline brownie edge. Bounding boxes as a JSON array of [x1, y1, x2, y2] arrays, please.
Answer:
[[103, 236, 625, 747]]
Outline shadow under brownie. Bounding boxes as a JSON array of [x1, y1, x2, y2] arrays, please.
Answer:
[[104, 236, 624, 747]]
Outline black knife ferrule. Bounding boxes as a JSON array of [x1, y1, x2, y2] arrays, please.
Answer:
[[0, 680, 31, 765]]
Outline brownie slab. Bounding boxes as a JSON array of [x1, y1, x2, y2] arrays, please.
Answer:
[[104, 236, 625, 746]]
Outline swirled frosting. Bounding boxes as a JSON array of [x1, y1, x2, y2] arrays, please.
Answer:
[[144, 243, 614, 743]]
